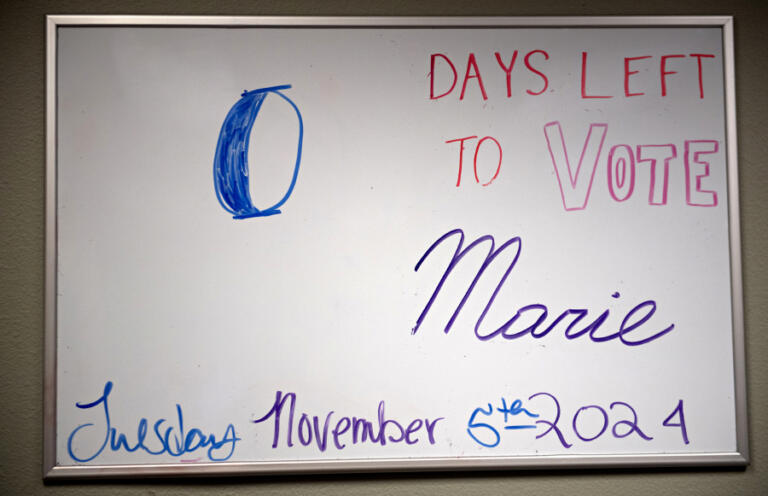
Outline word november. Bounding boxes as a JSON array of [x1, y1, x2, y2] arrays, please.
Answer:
[[253, 391, 444, 451]]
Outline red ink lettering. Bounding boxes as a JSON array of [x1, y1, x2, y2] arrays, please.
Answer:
[[580, 52, 612, 99], [430, 53, 457, 99], [689, 53, 716, 99], [624, 55, 651, 97], [446, 136, 478, 187], [660, 54, 685, 97], [460, 53, 488, 101], [524, 50, 549, 96], [495, 51, 518, 98], [473, 136, 503, 186]]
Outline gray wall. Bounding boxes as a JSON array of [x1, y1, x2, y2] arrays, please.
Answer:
[[1, 0, 766, 494]]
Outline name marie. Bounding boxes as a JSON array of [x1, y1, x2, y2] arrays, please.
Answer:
[[253, 391, 444, 451]]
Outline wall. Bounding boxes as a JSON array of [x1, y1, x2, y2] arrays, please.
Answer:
[[1, 0, 766, 494]]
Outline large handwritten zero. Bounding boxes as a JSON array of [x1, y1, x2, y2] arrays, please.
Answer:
[[213, 85, 304, 219]]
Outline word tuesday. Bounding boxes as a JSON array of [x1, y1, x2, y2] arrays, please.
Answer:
[[67, 382, 240, 462], [252, 391, 444, 451]]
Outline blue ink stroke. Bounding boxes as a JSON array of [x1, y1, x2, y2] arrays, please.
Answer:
[[67, 381, 240, 463], [213, 85, 304, 219]]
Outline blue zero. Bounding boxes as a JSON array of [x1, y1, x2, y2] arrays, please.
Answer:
[[213, 85, 304, 219]]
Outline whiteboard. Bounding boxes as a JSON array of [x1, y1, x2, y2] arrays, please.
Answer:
[[44, 16, 748, 478]]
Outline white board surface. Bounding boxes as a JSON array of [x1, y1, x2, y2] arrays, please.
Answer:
[[45, 16, 747, 477]]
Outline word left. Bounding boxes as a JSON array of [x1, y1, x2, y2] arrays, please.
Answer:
[[67, 381, 240, 463]]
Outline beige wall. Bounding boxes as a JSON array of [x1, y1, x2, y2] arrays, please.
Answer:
[[1, 0, 766, 494]]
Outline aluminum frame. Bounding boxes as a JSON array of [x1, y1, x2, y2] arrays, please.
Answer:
[[44, 15, 747, 479]]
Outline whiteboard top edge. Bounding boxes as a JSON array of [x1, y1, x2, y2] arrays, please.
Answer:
[[46, 15, 734, 27]]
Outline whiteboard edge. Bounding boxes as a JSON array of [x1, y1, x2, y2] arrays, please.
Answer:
[[44, 14, 735, 27], [722, 17, 750, 466], [42, 14, 749, 479], [43, 452, 748, 479], [43, 14, 59, 479]]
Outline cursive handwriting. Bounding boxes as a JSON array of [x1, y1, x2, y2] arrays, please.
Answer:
[[413, 228, 675, 346], [253, 390, 444, 451], [67, 381, 240, 463]]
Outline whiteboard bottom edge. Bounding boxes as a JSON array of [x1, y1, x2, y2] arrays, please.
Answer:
[[44, 452, 749, 479]]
